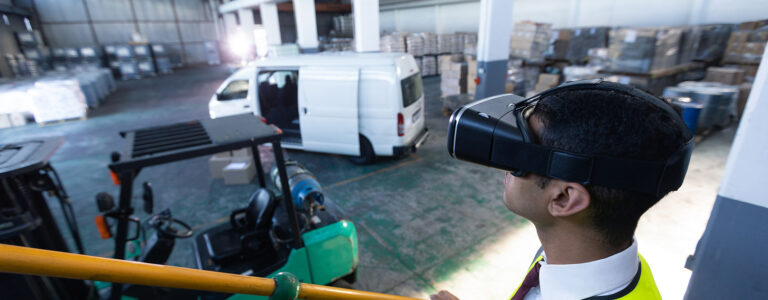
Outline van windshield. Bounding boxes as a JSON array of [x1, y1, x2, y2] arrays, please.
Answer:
[[401, 73, 423, 108]]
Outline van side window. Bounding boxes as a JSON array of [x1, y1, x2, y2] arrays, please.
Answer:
[[217, 80, 249, 101], [401, 73, 423, 108]]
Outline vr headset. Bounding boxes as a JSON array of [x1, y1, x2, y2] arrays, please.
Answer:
[[447, 79, 694, 197]]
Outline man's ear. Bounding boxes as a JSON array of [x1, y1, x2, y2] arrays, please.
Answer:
[[547, 181, 591, 217]]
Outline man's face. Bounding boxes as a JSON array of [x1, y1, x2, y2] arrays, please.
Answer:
[[502, 172, 551, 223], [502, 114, 552, 223]]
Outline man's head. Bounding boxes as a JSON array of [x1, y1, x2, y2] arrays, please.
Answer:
[[503, 88, 688, 248]]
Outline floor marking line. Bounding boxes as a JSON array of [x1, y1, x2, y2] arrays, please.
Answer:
[[325, 157, 423, 190]]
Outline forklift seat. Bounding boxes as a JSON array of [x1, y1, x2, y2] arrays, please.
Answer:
[[201, 188, 277, 263]]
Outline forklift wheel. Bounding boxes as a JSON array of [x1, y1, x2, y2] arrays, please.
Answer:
[[349, 136, 375, 165]]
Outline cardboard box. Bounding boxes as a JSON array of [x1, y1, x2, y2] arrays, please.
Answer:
[[538, 73, 560, 87], [607, 27, 682, 73], [738, 19, 768, 30], [223, 159, 256, 185], [209, 152, 233, 179], [737, 83, 752, 119], [232, 147, 253, 158], [705, 67, 745, 85]]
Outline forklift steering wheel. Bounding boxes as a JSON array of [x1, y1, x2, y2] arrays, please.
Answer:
[[148, 214, 194, 239]]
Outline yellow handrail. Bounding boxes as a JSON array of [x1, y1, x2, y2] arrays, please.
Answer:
[[0, 243, 420, 300]]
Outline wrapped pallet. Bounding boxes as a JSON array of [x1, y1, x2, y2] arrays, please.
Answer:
[[380, 33, 407, 53], [510, 21, 552, 61], [567, 27, 610, 62], [420, 32, 438, 55], [695, 24, 733, 62], [438, 34, 454, 54], [422, 55, 437, 76], [607, 27, 683, 73], [406, 34, 425, 56]]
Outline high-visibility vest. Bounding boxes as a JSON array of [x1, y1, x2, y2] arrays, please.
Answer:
[[510, 253, 662, 300]]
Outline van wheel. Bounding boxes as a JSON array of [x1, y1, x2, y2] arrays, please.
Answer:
[[349, 136, 375, 165]]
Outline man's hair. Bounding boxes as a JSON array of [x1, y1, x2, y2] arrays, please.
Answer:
[[531, 88, 687, 248]]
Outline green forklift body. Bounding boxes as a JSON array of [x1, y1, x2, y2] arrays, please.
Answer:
[[228, 220, 358, 300]]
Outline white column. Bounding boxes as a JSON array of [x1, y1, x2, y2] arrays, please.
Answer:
[[260, 2, 281, 46], [293, 0, 319, 52], [222, 13, 238, 40], [475, 0, 514, 99], [718, 44, 768, 208], [352, 0, 379, 52], [238, 8, 256, 47]]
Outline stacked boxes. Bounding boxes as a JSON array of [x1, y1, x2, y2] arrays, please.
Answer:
[[607, 27, 683, 73], [567, 27, 610, 62], [422, 55, 437, 76], [535, 73, 560, 92], [438, 34, 454, 54], [440, 55, 467, 96], [133, 44, 156, 77], [678, 26, 703, 64], [406, 34, 425, 56], [421, 32, 438, 55], [695, 24, 733, 62], [466, 58, 477, 94], [380, 32, 407, 53], [723, 28, 768, 64], [209, 148, 257, 185], [546, 29, 572, 60], [705, 67, 745, 85], [510, 21, 552, 61]]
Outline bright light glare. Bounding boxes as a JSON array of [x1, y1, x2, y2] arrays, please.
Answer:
[[229, 30, 248, 57]]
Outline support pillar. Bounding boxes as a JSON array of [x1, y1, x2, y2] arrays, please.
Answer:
[[238, 8, 256, 57], [352, 0, 379, 52], [222, 13, 238, 40], [474, 0, 514, 100], [260, 2, 281, 46], [293, 0, 319, 53], [684, 44, 768, 299]]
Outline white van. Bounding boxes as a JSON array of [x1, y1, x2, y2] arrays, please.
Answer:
[[209, 52, 429, 164]]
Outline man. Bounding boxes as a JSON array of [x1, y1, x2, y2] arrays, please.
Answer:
[[434, 82, 691, 299]]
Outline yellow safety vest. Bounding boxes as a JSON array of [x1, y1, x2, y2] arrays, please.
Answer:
[[510, 253, 662, 300]]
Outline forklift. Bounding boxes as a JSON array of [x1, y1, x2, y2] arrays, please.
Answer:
[[94, 114, 359, 299]]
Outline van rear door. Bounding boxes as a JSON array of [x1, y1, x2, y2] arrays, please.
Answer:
[[298, 67, 361, 156]]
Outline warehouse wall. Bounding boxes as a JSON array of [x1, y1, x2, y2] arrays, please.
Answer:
[[33, 0, 218, 65], [381, 0, 768, 33], [0, 2, 36, 78]]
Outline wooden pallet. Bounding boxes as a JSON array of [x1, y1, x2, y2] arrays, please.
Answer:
[[38, 116, 87, 127], [600, 62, 705, 78]]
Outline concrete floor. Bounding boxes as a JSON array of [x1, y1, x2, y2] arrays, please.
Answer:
[[0, 65, 735, 299]]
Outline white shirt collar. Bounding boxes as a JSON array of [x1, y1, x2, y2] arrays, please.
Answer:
[[537, 239, 639, 300]]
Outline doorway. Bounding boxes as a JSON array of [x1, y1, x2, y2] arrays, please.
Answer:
[[257, 70, 300, 143]]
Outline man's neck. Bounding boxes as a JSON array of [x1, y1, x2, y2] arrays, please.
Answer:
[[535, 222, 631, 265]]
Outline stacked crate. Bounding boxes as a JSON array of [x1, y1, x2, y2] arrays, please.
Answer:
[[133, 44, 156, 77], [115, 45, 140, 80], [152, 44, 173, 74], [440, 55, 467, 97]]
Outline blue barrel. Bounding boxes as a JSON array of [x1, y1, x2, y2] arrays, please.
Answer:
[[672, 97, 704, 134], [270, 161, 324, 210]]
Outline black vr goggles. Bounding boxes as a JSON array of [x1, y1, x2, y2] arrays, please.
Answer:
[[447, 79, 694, 197]]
